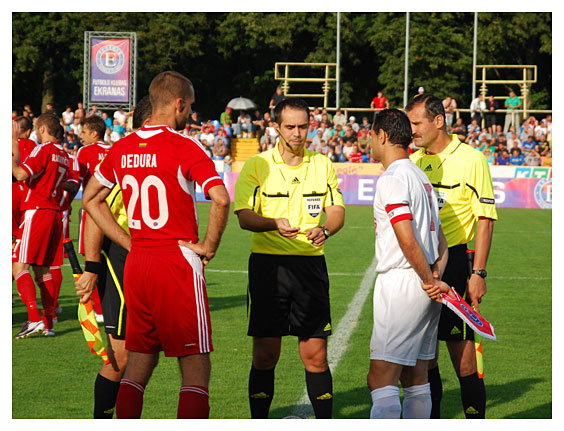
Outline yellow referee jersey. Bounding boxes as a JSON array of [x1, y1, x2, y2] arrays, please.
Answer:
[[105, 186, 129, 235], [234, 142, 345, 256], [410, 134, 497, 247]]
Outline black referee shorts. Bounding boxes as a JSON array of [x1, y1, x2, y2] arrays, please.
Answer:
[[247, 253, 332, 338], [438, 244, 475, 341], [97, 238, 128, 338]]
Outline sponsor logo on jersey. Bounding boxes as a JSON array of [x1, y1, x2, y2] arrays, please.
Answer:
[[324, 323, 332, 332], [424, 164, 433, 171], [450, 326, 461, 335], [479, 197, 495, 204], [291, 176, 300, 184], [465, 406, 479, 415]]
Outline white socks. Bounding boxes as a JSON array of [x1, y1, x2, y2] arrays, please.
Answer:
[[370, 383, 431, 419], [402, 383, 431, 419], [370, 385, 401, 419]]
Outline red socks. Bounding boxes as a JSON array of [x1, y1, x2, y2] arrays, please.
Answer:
[[49, 266, 62, 309], [177, 385, 210, 419], [37, 273, 55, 330], [115, 380, 210, 418], [15, 271, 41, 322], [116, 379, 146, 419]]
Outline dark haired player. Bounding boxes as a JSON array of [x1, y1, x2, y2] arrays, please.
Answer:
[[367, 108, 449, 418], [234, 98, 345, 418]]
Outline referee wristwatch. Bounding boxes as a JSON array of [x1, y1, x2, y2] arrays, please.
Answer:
[[321, 225, 331, 239], [471, 269, 487, 279]]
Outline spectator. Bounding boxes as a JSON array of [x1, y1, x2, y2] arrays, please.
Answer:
[[442, 96, 457, 129], [102, 112, 112, 129], [521, 135, 536, 155], [370, 91, 389, 113], [534, 119, 547, 140], [318, 140, 330, 155], [470, 94, 486, 127], [357, 127, 370, 153], [311, 128, 324, 151], [70, 117, 82, 136], [330, 123, 345, 139], [220, 106, 233, 137], [417, 86, 425, 96], [88, 105, 101, 117], [212, 138, 229, 160], [525, 147, 542, 166], [186, 111, 202, 132], [330, 142, 345, 163], [503, 90, 522, 134], [63, 131, 80, 155], [348, 143, 363, 163], [268, 87, 285, 116], [113, 107, 127, 127], [333, 108, 347, 127], [509, 148, 525, 166], [491, 124, 504, 141], [75, 102, 86, 122], [467, 118, 481, 136], [23, 104, 35, 119], [361, 116, 372, 131], [321, 108, 333, 124], [312, 107, 322, 123], [110, 119, 125, 143], [306, 123, 317, 145], [342, 140, 354, 161], [495, 149, 511, 165], [451, 117, 467, 140], [348, 116, 360, 133], [485, 95, 498, 133], [62, 106, 74, 131], [234, 111, 253, 138], [44, 103, 57, 116], [541, 149, 552, 167], [251, 110, 265, 138], [483, 148, 494, 165]]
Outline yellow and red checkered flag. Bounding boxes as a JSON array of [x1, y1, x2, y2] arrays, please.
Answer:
[[63, 239, 110, 365], [77, 296, 110, 365]]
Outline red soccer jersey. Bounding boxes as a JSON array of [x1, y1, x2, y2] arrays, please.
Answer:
[[94, 125, 224, 247], [372, 96, 388, 109], [60, 154, 80, 211], [20, 142, 72, 211], [76, 141, 111, 187]]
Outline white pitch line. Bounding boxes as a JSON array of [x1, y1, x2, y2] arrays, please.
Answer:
[[289, 255, 378, 419]]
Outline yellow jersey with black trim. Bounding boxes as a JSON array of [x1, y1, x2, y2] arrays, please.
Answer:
[[105, 186, 129, 235], [409, 135, 497, 247], [234, 142, 345, 256]]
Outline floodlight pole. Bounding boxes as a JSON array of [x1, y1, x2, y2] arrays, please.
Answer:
[[403, 12, 410, 107], [336, 12, 341, 109], [472, 12, 478, 100]]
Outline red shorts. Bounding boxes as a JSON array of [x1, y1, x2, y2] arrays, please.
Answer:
[[13, 209, 63, 267], [12, 182, 24, 237], [124, 244, 212, 357]]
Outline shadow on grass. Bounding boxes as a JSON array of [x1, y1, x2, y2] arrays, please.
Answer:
[[268, 377, 551, 419], [208, 294, 246, 312]]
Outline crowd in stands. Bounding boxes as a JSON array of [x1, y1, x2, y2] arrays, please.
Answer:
[[12, 91, 552, 169]]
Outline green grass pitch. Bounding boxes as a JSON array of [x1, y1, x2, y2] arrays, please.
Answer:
[[11, 201, 551, 419]]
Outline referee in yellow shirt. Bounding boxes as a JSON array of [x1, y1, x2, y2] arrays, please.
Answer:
[[407, 94, 497, 419], [234, 98, 345, 419]]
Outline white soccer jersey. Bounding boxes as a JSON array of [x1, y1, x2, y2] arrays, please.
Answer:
[[373, 158, 441, 273]]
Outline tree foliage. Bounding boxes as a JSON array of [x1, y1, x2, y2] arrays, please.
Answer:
[[12, 12, 551, 119]]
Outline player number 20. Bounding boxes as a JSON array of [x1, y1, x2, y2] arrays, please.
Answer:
[[122, 174, 169, 230]]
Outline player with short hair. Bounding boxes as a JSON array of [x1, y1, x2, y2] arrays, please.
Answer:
[[82, 71, 230, 419], [407, 94, 498, 418], [12, 114, 79, 338], [234, 97, 345, 419], [367, 108, 450, 419], [75, 95, 152, 419], [12, 116, 37, 245]]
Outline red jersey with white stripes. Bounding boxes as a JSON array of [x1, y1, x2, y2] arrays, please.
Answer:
[[76, 141, 111, 187], [95, 125, 224, 247], [20, 142, 72, 211], [60, 154, 80, 211], [373, 158, 441, 273]]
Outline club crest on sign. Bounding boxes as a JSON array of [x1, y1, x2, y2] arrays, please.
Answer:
[[305, 196, 322, 218], [96, 45, 126, 74], [460, 303, 483, 327]]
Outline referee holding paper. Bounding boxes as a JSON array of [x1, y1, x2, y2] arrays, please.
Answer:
[[407, 94, 497, 419], [234, 98, 345, 419]]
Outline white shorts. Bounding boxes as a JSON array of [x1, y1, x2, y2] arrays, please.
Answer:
[[370, 269, 441, 366]]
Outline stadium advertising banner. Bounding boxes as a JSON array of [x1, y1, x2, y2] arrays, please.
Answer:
[[90, 38, 130, 103], [217, 173, 551, 210]]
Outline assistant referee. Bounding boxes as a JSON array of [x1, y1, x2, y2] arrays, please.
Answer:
[[234, 98, 345, 419], [407, 94, 498, 419]]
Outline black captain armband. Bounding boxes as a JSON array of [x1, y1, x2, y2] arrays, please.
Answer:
[[85, 261, 103, 275]]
